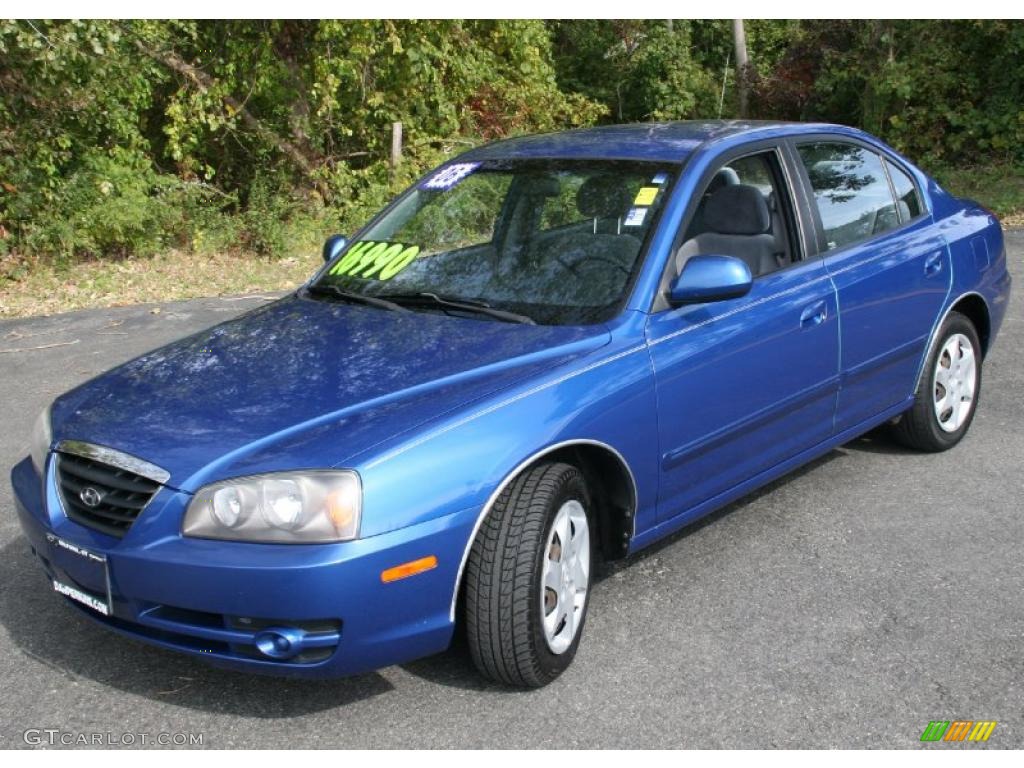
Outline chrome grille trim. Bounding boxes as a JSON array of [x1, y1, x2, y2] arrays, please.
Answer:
[[56, 440, 171, 485]]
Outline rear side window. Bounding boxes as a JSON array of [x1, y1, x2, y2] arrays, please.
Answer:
[[885, 159, 923, 221], [797, 142, 899, 250]]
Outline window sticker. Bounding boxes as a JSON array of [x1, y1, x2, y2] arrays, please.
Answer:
[[633, 186, 659, 206], [623, 207, 648, 227], [651, 172, 669, 185], [421, 162, 481, 191], [328, 240, 421, 281]]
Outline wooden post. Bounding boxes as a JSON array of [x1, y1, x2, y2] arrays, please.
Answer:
[[390, 121, 402, 183], [732, 19, 750, 119]]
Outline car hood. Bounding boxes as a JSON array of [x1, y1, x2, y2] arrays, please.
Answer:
[[51, 294, 610, 490]]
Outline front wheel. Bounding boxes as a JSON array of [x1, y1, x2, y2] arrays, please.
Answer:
[[893, 311, 982, 451], [463, 461, 593, 687]]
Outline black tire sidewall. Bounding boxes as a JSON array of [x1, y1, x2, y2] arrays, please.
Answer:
[[528, 467, 594, 682]]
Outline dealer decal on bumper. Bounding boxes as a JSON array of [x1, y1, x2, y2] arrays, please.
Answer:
[[52, 579, 110, 616]]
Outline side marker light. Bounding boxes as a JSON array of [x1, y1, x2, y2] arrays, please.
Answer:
[[381, 555, 438, 583]]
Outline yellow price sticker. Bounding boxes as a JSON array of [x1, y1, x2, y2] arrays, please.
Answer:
[[634, 187, 659, 206], [328, 240, 421, 280]]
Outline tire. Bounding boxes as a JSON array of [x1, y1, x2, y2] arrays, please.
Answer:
[[464, 461, 594, 688], [893, 311, 982, 452]]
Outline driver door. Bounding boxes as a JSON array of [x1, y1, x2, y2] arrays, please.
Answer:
[[646, 147, 840, 524]]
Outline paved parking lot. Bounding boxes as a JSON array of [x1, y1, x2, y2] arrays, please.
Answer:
[[1, 233, 1020, 749]]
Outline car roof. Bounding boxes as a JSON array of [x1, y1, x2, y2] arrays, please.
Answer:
[[459, 120, 852, 164]]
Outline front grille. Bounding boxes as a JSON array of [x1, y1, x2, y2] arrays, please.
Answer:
[[55, 452, 161, 537]]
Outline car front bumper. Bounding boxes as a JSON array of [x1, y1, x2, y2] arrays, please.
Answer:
[[11, 456, 476, 678]]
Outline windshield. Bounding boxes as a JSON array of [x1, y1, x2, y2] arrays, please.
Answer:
[[311, 159, 676, 324]]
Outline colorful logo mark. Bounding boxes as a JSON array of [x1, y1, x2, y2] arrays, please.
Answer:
[[920, 720, 997, 742]]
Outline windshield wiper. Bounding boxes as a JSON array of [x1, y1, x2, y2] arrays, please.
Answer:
[[380, 292, 536, 325], [305, 284, 410, 313]]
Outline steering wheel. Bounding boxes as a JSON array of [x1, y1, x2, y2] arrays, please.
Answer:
[[555, 254, 631, 278]]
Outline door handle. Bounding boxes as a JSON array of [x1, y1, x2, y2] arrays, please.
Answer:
[[924, 252, 944, 276], [800, 300, 828, 327]]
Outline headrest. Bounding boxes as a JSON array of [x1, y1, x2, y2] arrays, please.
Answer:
[[706, 166, 740, 195], [576, 175, 632, 219], [522, 175, 561, 197], [703, 184, 771, 236]]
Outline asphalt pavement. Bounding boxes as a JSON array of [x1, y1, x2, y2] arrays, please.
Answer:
[[0, 235, 1021, 749]]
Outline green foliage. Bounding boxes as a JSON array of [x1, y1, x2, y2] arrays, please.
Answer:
[[1, 19, 1021, 265], [400, 173, 513, 251], [5, 144, 237, 258], [551, 21, 717, 122], [929, 163, 1024, 221], [0, 19, 602, 261], [753, 20, 1024, 166]]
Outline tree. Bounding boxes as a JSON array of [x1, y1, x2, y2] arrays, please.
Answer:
[[732, 19, 750, 118]]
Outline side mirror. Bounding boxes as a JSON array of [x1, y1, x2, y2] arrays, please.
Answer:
[[322, 234, 348, 263], [668, 254, 752, 306]]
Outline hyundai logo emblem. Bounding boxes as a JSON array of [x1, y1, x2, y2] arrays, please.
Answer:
[[79, 486, 103, 508]]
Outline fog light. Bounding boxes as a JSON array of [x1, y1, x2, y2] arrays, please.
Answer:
[[253, 627, 306, 660]]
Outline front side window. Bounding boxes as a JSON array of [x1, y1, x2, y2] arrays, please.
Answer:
[[797, 142, 899, 250], [677, 151, 796, 278], [312, 160, 675, 325]]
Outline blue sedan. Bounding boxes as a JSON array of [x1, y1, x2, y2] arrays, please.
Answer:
[[11, 121, 1011, 687]]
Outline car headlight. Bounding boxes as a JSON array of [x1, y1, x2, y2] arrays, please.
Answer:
[[183, 471, 361, 543], [29, 404, 52, 477]]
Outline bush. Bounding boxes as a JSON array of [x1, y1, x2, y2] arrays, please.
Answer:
[[1, 19, 1021, 268]]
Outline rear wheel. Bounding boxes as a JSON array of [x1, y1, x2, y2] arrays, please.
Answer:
[[464, 461, 593, 687], [893, 312, 982, 451]]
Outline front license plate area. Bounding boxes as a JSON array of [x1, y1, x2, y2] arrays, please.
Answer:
[[46, 533, 111, 616]]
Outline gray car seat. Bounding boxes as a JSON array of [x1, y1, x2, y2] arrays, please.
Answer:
[[575, 174, 634, 234], [689, 167, 741, 236], [566, 175, 640, 264], [676, 184, 780, 277]]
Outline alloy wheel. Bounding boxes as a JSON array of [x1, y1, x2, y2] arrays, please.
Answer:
[[540, 499, 590, 655], [932, 333, 977, 433]]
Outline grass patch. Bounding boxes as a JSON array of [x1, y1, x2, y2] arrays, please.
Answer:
[[0, 250, 321, 319], [929, 164, 1024, 226]]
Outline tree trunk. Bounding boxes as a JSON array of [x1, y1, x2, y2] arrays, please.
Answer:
[[732, 19, 750, 119]]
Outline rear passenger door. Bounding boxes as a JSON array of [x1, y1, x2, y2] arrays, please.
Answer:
[[793, 140, 950, 432]]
